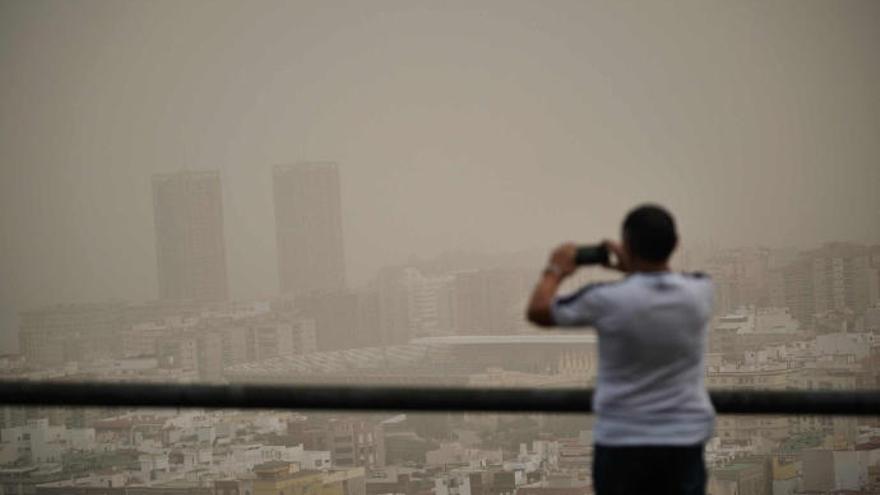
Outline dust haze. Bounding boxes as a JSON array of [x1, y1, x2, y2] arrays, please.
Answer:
[[2, 0, 880, 351]]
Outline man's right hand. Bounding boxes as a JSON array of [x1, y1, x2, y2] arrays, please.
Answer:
[[603, 240, 631, 273]]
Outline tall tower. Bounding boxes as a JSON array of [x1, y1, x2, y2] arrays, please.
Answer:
[[273, 162, 346, 296], [152, 170, 229, 301]]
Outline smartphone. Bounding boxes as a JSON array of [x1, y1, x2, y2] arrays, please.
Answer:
[[575, 244, 609, 266]]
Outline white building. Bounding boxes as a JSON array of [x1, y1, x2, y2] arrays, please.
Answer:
[[0, 419, 95, 464]]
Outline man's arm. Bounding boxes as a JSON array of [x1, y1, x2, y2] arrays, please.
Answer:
[[526, 243, 577, 327], [525, 270, 565, 326]]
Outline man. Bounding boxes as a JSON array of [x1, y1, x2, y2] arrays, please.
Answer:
[[526, 204, 714, 495]]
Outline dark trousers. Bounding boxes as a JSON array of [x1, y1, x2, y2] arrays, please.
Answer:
[[593, 443, 706, 495]]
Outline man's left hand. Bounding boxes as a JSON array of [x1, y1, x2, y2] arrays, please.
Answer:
[[548, 243, 577, 279]]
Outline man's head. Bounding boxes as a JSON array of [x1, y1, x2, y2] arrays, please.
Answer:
[[622, 204, 678, 265]]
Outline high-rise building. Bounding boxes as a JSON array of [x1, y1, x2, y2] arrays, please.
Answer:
[[273, 162, 346, 297], [152, 171, 229, 301]]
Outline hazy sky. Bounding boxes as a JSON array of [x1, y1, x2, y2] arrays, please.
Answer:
[[2, 0, 879, 351]]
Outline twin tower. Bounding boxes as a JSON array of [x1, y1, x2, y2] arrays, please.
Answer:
[[151, 163, 345, 301]]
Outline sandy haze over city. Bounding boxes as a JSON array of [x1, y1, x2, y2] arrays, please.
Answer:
[[2, 0, 879, 351]]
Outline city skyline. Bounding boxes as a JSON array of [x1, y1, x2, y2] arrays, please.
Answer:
[[2, 157, 878, 353], [8, 154, 879, 335], [3, 1, 880, 352]]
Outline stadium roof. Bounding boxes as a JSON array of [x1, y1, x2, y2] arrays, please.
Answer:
[[225, 343, 453, 378], [411, 334, 597, 345], [224, 335, 597, 379]]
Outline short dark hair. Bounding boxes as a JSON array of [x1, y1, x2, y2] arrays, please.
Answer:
[[622, 204, 678, 262]]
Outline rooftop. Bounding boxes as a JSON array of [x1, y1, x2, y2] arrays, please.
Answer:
[[714, 463, 759, 472]]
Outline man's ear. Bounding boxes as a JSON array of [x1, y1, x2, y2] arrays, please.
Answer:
[[621, 238, 633, 260]]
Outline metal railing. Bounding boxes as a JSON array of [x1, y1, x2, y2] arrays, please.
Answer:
[[1, 381, 879, 415]]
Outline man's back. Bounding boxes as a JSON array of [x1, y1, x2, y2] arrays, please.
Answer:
[[526, 204, 714, 494], [552, 271, 715, 446]]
